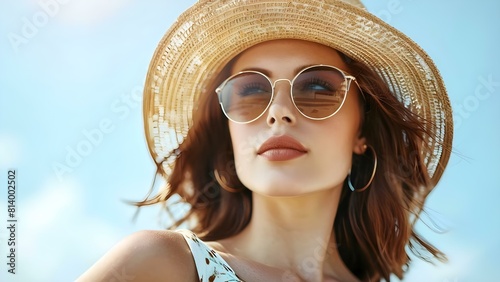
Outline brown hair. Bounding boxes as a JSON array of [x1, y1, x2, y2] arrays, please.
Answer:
[[134, 52, 446, 281]]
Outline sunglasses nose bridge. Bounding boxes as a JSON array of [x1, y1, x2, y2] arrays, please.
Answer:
[[272, 78, 293, 87], [271, 78, 293, 100], [266, 78, 297, 115]]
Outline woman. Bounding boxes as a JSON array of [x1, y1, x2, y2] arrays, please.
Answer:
[[78, 0, 452, 281]]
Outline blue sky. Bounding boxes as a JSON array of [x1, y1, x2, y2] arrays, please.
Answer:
[[0, 0, 499, 281]]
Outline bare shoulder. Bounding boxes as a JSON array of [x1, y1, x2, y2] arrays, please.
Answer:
[[76, 230, 197, 282]]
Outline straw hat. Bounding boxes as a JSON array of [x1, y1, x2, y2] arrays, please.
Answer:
[[143, 0, 453, 184]]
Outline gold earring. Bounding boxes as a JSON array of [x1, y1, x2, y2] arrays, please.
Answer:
[[214, 169, 243, 193], [348, 144, 377, 192], [362, 144, 367, 153]]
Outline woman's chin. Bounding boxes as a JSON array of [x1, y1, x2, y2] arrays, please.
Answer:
[[246, 183, 339, 198]]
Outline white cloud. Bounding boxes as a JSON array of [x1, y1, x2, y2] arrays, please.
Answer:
[[56, 0, 133, 26], [26, 0, 132, 27], [403, 245, 480, 281], [0, 134, 22, 169], [14, 177, 124, 281]]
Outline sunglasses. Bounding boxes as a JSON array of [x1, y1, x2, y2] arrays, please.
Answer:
[[216, 64, 358, 124]]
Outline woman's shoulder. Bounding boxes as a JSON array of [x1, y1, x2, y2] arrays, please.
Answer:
[[76, 229, 197, 282]]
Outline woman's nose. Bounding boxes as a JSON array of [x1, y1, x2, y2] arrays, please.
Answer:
[[266, 79, 297, 126]]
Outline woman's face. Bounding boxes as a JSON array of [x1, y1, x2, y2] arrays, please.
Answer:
[[228, 39, 366, 197]]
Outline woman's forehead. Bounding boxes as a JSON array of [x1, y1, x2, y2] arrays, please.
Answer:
[[231, 39, 347, 76]]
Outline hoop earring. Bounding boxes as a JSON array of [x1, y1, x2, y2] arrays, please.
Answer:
[[214, 169, 243, 193], [348, 144, 377, 192]]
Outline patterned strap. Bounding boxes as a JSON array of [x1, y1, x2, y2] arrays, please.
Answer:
[[177, 229, 242, 282]]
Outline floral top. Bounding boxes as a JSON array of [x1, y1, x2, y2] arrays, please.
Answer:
[[177, 229, 242, 282]]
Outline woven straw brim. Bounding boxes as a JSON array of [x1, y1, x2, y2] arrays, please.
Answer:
[[143, 0, 453, 184]]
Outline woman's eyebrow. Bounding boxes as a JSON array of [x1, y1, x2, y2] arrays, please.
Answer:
[[237, 64, 316, 76], [238, 67, 272, 75]]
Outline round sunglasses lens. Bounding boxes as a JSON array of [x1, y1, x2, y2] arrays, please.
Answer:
[[292, 67, 347, 119], [220, 72, 272, 123]]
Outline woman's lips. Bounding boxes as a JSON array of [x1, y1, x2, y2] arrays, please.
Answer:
[[257, 135, 308, 161]]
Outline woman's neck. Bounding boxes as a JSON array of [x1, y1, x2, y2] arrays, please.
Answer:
[[217, 187, 358, 282]]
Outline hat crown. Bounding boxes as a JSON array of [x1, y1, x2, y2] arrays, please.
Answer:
[[341, 0, 365, 9]]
